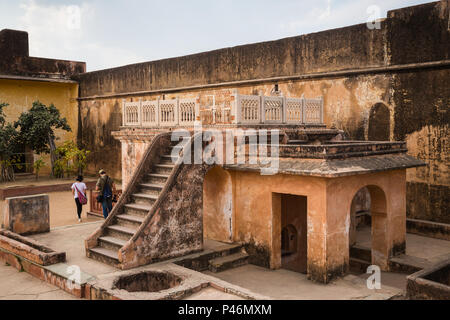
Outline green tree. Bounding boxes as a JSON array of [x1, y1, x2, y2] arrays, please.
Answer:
[[14, 101, 71, 177], [33, 159, 46, 180], [0, 102, 20, 181], [54, 140, 90, 177]]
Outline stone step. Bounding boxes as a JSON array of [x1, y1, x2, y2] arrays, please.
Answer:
[[349, 257, 371, 273], [98, 236, 127, 250], [161, 154, 177, 164], [146, 173, 170, 184], [155, 163, 175, 169], [171, 144, 184, 151], [139, 183, 164, 191], [88, 247, 119, 266], [123, 205, 148, 217], [132, 192, 159, 204], [208, 251, 249, 273], [116, 214, 145, 227], [287, 140, 308, 144], [152, 164, 173, 175], [389, 254, 433, 274], [124, 203, 152, 212], [147, 173, 170, 179], [169, 146, 184, 158], [350, 245, 371, 262], [114, 213, 145, 229], [173, 242, 245, 272], [106, 224, 137, 240], [138, 183, 164, 196]]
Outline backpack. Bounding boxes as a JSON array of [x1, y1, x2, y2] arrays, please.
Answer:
[[103, 176, 113, 198], [75, 185, 88, 205]]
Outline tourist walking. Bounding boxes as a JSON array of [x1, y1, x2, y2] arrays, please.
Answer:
[[96, 169, 116, 219], [71, 175, 87, 222]]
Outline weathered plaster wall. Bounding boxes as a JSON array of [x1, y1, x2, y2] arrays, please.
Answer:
[[78, 1, 448, 223], [203, 166, 233, 243], [387, 1, 449, 65], [0, 29, 85, 78], [230, 170, 327, 274], [0, 79, 79, 174], [120, 163, 208, 268], [227, 168, 407, 283], [325, 169, 407, 281], [79, 74, 391, 180], [79, 98, 123, 179], [386, 1, 449, 223], [393, 68, 449, 223], [75, 21, 385, 97]]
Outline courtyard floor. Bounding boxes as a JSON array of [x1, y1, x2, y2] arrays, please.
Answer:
[[356, 226, 450, 263], [0, 221, 447, 300], [0, 263, 78, 300]]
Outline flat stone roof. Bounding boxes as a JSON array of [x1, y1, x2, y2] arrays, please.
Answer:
[[225, 153, 426, 177]]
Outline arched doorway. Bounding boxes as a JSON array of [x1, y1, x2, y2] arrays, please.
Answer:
[[202, 166, 233, 243], [368, 103, 390, 141], [349, 185, 388, 270], [349, 187, 371, 249]]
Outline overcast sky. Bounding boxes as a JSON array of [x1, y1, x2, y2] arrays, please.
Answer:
[[0, 0, 431, 72]]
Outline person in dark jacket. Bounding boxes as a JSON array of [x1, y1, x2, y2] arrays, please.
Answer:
[[96, 169, 116, 218]]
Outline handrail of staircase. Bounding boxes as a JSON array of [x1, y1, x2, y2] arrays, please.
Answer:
[[119, 131, 203, 264], [85, 131, 172, 250]]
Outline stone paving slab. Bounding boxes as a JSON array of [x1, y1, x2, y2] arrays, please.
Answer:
[[0, 263, 79, 300]]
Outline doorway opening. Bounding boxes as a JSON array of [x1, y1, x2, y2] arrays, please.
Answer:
[[349, 185, 388, 272], [279, 194, 307, 274]]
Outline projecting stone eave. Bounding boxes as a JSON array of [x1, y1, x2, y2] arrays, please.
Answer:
[[224, 153, 426, 178]]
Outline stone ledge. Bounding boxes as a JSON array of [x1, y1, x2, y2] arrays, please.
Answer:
[[0, 180, 97, 200], [406, 258, 450, 300], [0, 230, 65, 266], [225, 154, 426, 177], [406, 218, 450, 241], [0, 247, 93, 298]]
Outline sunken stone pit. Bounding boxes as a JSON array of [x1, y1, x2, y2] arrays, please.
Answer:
[[407, 258, 450, 300], [112, 271, 183, 293]]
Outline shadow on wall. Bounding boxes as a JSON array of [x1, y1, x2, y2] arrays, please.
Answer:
[[368, 103, 390, 141]]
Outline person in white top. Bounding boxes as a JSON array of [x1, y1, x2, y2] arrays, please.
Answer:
[[71, 175, 87, 222]]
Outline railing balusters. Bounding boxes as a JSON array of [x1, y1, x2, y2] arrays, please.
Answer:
[[122, 93, 324, 127]]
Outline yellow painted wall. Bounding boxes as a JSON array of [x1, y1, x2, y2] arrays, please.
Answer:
[[0, 79, 78, 174]]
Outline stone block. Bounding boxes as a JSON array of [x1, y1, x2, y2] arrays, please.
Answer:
[[2, 194, 49, 235]]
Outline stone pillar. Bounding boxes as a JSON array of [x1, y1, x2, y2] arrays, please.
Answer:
[[306, 182, 329, 283], [112, 128, 163, 189], [2, 194, 49, 235], [386, 170, 407, 259]]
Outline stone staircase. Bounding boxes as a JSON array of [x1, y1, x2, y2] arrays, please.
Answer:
[[174, 241, 249, 273], [86, 134, 184, 267], [208, 251, 249, 273]]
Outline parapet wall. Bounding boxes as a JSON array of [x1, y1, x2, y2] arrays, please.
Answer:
[[0, 29, 86, 79], [75, 22, 386, 97]]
